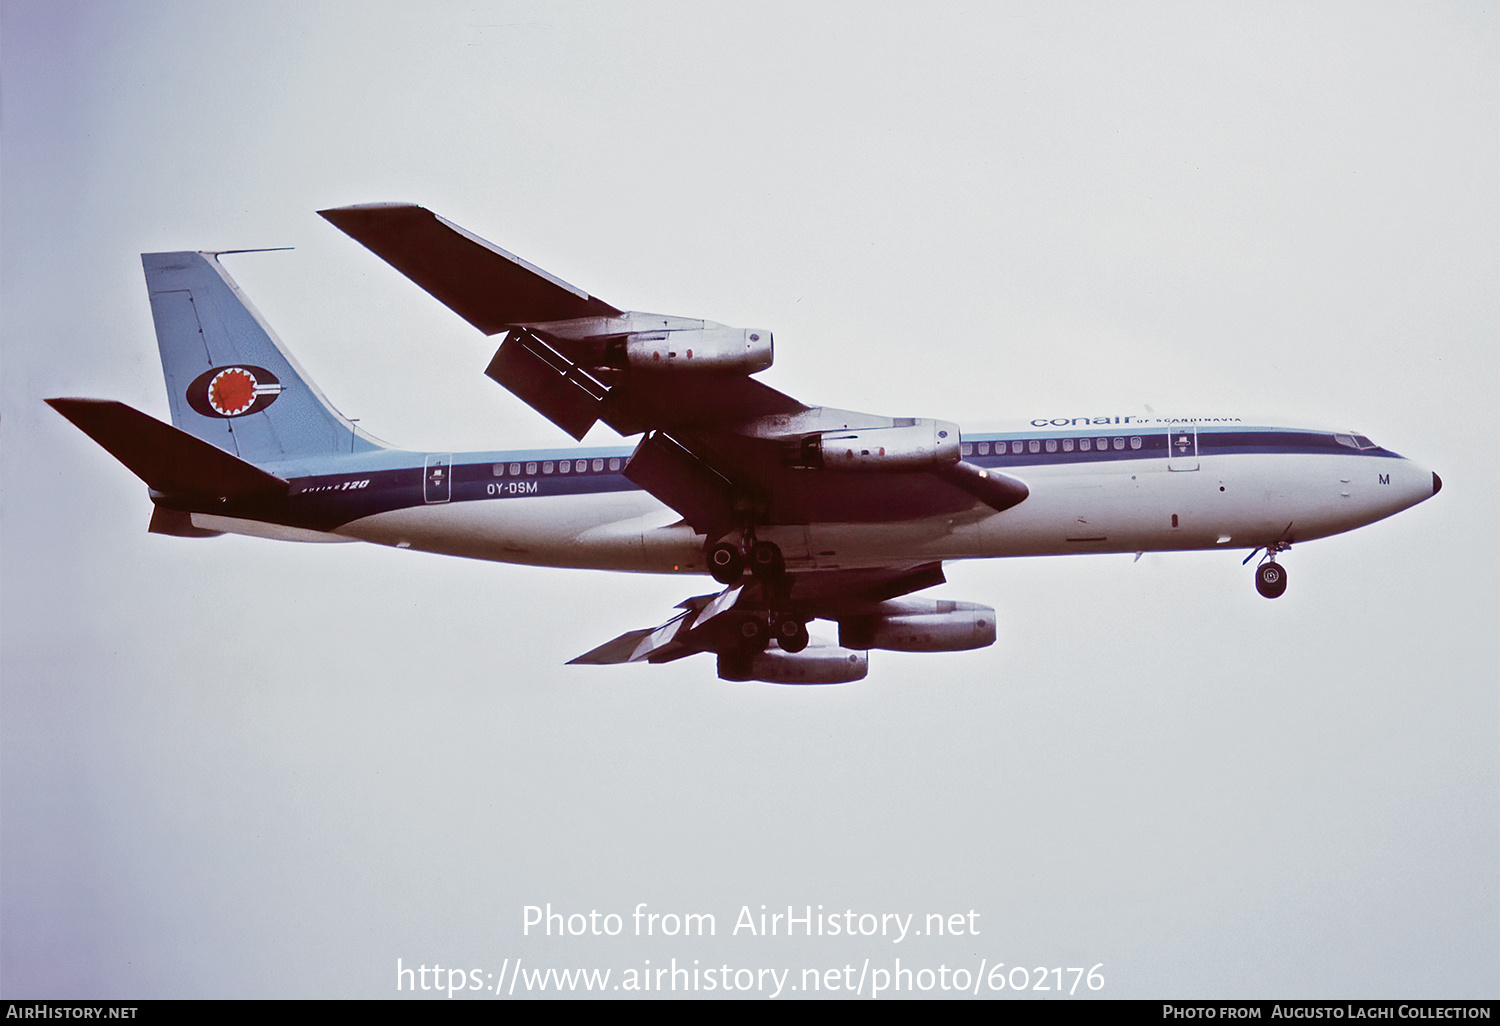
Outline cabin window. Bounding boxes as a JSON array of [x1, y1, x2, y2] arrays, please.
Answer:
[[609, 458, 621, 472], [542, 461, 554, 473], [1130, 436, 1142, 450], [592, 459, 604, 472], [1062, 438, 1074, 452], [1079, 438, 1091, 451], [978, 442, 990, 456], [1045, 439, 1057, 453], [1097, 437, 1109, 451], [576, 460, 588, 473], [493, 464, 506, 476], [961, 443, 972, 456], [526, 462, 538, 475], [1028, 439, 1040, 454], [509, 463, 522, 476], [559, 460, 571, 473], [1113, 437, 1125, 450]]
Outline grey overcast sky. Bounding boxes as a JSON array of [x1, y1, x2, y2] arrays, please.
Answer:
[[3, 0, 1496, 999]]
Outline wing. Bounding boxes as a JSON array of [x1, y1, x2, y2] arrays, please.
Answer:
[[568, 564, 998, 684], [320, 204, 1028, 542], [318, 203, 622, 329], [320, 203, 804, 441]]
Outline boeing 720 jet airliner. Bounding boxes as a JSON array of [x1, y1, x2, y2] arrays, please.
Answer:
[[47, 204, 1441, 683]]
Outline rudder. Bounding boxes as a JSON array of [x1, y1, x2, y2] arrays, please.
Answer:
[[143, 251, 383, 463]]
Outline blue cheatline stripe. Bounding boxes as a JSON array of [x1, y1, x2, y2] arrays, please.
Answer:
[[250, 427, 1404, 534], [961, 429, 1401, 467]]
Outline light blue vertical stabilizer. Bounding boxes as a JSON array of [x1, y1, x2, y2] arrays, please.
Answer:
[[143, 251, 384, 462]]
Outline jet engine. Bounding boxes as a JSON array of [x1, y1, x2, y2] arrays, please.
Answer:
[[799, 418, 962, 471], [838, 598, 996, 652], [606, 327, 773, 374], [717, 643, 869, 684]]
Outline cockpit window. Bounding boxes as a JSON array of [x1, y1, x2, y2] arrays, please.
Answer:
[[1335, 433, 1379, 450]]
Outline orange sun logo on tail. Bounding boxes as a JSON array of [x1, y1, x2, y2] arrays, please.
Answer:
[[186, 365, 282, 418]]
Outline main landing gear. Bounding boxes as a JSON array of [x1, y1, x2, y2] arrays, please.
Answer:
[[707, 533, 784, 586], [708, 532, 808, 653], [708, 542, 744, 584], [772, 614, 809, 653], [1249, 543, 1290, 599]]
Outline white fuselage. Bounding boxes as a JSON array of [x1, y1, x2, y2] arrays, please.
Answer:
[[311, 423, 1436, 577]]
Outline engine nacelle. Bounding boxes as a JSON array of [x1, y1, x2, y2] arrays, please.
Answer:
[[609, 327, 773, 374], [802, 419, 961, 471], [717, 644, 869, 684], [839, 599, 996, 653]]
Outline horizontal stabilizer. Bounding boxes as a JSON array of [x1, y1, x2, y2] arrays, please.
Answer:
[[47, 398, 287, 499], [319, 203, 621, 333], [148, 507, 224, 538]]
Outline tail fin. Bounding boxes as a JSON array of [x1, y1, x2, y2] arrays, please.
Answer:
[[143, 251, 384, 463]]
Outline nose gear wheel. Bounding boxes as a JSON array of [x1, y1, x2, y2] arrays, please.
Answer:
[[1253, 543, 1290, 599]]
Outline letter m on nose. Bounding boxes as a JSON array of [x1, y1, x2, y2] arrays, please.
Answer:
[[1379, 474, 1390, 485]]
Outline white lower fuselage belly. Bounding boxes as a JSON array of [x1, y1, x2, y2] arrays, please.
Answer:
[[333, 450, 1433, 574]]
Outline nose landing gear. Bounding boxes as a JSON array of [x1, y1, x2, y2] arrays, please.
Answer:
[[1255, 560, 1288, 599], [1249, 542, 1291, 599]]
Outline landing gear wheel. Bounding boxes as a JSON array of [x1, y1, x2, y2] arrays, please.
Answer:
[[775, 617, 809, 653], [1255, 561, 1288, 599], [749, 541, 785, 579], [738, 616, 766, 649], [708, 543, 744, 585]]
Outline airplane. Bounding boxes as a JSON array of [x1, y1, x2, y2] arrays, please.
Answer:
[[47, 203, 1442, 684]]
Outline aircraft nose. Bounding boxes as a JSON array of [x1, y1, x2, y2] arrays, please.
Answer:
[[1432, 471, 1442, 496]]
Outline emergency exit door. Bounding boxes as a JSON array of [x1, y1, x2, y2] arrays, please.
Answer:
[[1166, 426, 1199, 471]]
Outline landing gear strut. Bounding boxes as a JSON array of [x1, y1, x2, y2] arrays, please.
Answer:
[[1253, 544, 1290, 599], [707, 529, 802, 654]]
